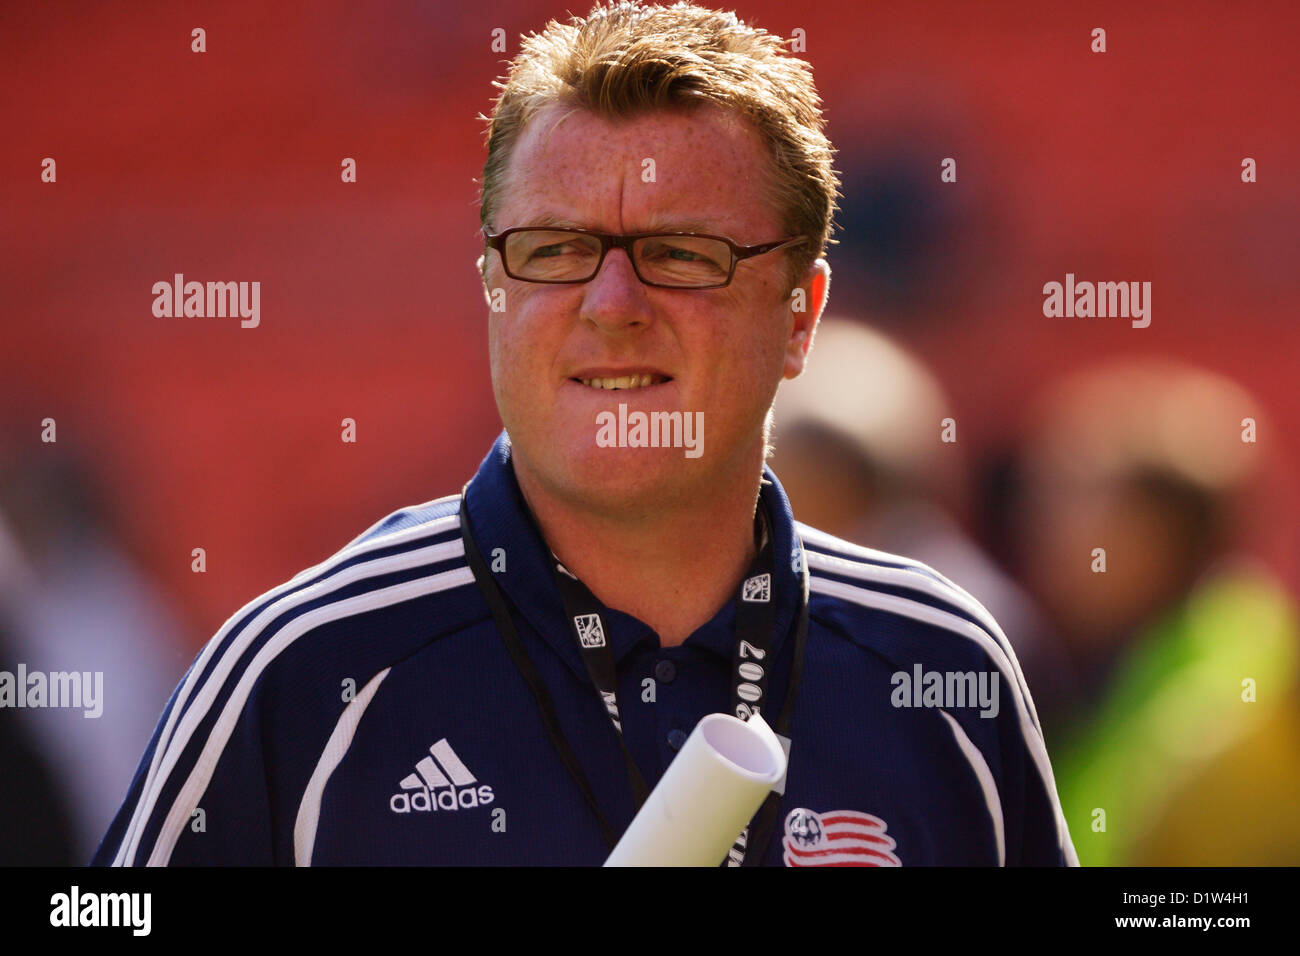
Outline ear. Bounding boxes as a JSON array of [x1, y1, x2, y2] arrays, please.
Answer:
[[783, 258, 830, 380], [476, 254, 493, 304]]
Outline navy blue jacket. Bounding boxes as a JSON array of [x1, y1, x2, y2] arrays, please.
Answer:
[[94, 432, 1076, 866]]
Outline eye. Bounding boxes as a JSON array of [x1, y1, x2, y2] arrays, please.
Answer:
[[531, 242, 571, 259], [517, 232, 600, 261], [640, 238, 727, 270]]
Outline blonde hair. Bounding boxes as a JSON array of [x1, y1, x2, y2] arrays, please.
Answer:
[[479, 0, 840, 291]]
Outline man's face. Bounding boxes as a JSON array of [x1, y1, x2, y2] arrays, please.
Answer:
[[483, 102, 826, 515]]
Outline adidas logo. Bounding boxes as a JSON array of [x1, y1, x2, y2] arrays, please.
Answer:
[[389, 738, 495, 814]]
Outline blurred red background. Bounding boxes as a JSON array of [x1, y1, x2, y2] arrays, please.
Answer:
[[3, 0, 1296, 648]]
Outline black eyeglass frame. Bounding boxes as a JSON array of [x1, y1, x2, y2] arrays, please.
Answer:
[[482, 225, 809, 289]]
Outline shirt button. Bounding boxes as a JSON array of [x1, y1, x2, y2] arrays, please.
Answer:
[[654, 659, 677, 683], [667, 729, 688, 751]]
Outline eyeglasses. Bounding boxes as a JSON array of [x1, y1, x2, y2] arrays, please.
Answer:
[[483, 226, 808, 289]]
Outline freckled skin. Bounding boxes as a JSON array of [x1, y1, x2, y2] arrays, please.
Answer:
[[483, 103, 828, 519]]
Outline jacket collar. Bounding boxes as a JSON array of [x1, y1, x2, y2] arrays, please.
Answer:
[[462, 431, 803, 686]]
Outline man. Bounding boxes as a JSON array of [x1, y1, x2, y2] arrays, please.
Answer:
[[94, 0, 1075, 866]]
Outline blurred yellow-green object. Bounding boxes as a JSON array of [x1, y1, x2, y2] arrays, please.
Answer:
[[1053, 561, 1299, 866], [1131, 685, 1300, 865]]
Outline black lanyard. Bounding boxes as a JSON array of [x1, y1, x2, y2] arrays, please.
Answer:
[[460, 480, 810, 866]]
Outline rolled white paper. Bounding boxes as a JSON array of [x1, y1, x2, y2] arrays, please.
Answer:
[[604, 711, 787, 867]]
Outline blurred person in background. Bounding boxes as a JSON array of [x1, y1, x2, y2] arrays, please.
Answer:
[[1005, 360, 1299, 865], [770, 317, 1071, 723], [0, 449, 186, 863], [0, 517, 77, 865]]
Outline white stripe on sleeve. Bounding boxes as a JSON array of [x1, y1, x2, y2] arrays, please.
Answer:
[[938, 709, 1005, 866], [294, 667, 392, 866]]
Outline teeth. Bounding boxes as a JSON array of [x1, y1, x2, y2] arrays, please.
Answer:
[[579, 374, 663, 389]]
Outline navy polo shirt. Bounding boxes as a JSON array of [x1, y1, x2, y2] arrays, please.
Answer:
[[93, 431, 1076, 866]]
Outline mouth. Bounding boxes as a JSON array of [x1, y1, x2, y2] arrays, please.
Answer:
[[570, 372, 673, 391]]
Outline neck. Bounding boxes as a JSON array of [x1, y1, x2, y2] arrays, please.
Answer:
[[515, 451, 765, 647]]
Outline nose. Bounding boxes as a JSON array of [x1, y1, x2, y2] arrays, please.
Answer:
[[579, 246, 654, 334]]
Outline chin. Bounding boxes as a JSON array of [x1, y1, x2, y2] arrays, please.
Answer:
[[530, 435, 707, 514]]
